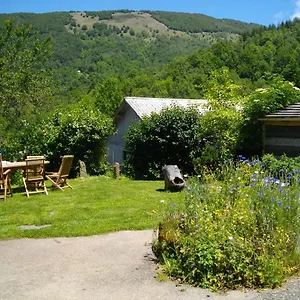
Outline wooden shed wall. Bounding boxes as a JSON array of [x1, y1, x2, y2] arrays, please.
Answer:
[[264, 124, 300, 157]]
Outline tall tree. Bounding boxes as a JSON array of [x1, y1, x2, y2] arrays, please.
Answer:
[[0, 19, 53, 131]]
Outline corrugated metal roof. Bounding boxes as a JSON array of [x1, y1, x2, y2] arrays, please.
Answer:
[[262, 103, 300, 119], [123, 97, 209, 118]]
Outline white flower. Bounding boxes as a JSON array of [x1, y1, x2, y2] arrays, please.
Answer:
[[160, 200, 165, 203], [228, 236, 233, 241]]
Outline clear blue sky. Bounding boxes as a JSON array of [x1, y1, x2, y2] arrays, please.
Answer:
[[1, 0, 300, 26]]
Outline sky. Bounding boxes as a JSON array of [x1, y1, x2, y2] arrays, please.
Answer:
[[0, 0, 300, 26]]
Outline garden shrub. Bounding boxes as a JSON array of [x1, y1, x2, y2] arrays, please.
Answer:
[[153, 157, 300, 290], [240, 75, 300, 157], [262, 153, 300, 179], [124, 106, 202, 179], [3, 107, 113, 177]]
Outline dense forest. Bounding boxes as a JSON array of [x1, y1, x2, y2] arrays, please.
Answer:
[[0, 10, 262, 102], [0, 10, 299, 177]]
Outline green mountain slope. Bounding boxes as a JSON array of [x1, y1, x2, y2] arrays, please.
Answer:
[[0, 10, 263, 101]]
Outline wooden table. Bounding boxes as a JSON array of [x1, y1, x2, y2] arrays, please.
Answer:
[[2, 161, 50, 171]]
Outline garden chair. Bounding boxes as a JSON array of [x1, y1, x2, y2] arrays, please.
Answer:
[[46, 155, 74, 190], [22, 157, 48, 198], [0, 154, 13, 201]]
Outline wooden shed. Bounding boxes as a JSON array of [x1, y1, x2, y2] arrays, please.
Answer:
[[260, 103, 300, 157]]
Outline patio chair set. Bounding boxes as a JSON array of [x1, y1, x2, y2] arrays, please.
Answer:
[[0, 154, 74, 200]]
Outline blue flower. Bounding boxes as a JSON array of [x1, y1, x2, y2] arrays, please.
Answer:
[[279, 169, 284, 173], [249, 183, 255, 187], [271, 197, 276, 201], [187, 186, 191, 191], [278, 201, 283, 206], [285, 206, 290, 210], [294, 169, 299, 174]]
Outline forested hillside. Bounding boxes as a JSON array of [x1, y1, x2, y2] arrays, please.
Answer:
[[125, 19, 300, 98], [0, 10, 299, 176], [0, 10, 261, 103]]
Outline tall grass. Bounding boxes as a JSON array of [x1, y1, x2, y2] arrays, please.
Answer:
[[153, 158, 300, 290]]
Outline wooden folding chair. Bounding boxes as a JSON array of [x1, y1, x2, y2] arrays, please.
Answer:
[[27, 156, 45, 159], [46, 155, 74, 191], [0, 154, 13, 201], [23, 158, 48, 198]]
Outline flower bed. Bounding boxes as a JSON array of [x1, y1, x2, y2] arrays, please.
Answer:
[[153, 157, 300, 290]]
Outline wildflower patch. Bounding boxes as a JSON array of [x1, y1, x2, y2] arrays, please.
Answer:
[[153, 157, 300, 291]]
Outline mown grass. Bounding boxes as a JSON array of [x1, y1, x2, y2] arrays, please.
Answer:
[[0, 176, 185, 240]]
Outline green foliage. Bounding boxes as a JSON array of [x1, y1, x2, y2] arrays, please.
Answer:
[[149, 11, 262, 34], [124, 106, 202, 179], [193, 67, 244, 168], [240, 75, 300, 157], [154, 159, 300, 290], [0, 19, 53, 131], [4, 107, 114, 176], [0, 10, 258, 102], [262, 153, 300, 179], [44, 107, 114, 175], [88, 77, 124, 117]]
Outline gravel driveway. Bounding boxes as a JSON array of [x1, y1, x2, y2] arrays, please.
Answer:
[[0, 230, 299, 300]]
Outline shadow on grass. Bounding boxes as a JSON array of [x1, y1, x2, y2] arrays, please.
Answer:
[[156, 188, 184, 193], [12, 186, 25, 194]]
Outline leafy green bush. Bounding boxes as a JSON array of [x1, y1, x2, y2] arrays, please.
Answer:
[[240, 75, 300, 157], [124, 106, 202, 179], [153, 158, 300, 290], [262, 153, 300, 180], [4, 107, 113, 177]]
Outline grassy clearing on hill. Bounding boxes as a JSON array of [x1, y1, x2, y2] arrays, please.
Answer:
[[0, 176, 185, 240]]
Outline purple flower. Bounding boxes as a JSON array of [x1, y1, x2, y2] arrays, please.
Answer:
[[294, 169, 299, 174], [279, 169, 284, 173], [278, 201, 283, 206]]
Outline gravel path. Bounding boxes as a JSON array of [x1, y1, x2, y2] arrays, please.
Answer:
[[0, 230, 299, 300]]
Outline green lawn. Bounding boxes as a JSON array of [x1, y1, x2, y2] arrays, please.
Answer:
[[0, 176, 185, 239]]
